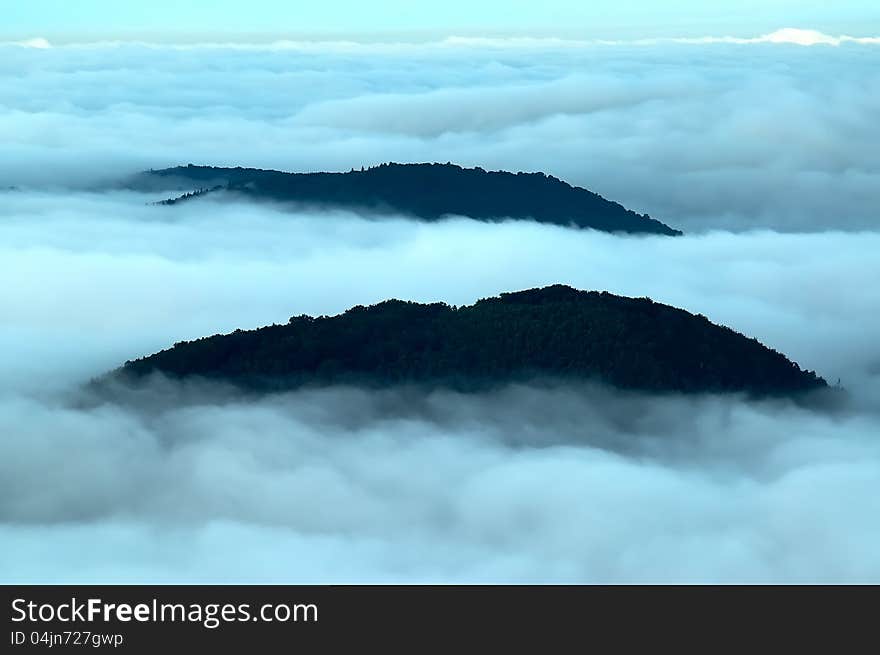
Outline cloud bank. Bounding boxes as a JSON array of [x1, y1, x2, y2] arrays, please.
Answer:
[[1, 34, 878, 582], [6, 28, 880, 49], [1, 34, 877, 231], [1, 189, 879, 582], [2, 380, 879, 584], [637, 27, 880, 46]]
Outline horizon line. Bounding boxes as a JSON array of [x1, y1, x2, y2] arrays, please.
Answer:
[[4, 28, 880, 50]]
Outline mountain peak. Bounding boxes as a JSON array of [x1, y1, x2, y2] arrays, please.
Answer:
[[112, 285, 824, 396]]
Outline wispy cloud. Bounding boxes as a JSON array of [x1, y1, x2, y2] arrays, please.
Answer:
[[664, 27, 880, 46], [5, 36, 52, 48]]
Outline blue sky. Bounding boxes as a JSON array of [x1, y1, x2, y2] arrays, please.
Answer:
[[4, 0, 878, 41]]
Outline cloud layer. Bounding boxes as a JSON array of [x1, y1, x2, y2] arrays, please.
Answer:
[[1, 35, 878, 582], [2, 193, 877, 394], [1, 189, 879, 582], [1, 35, 877, 231], [2, 380, 879, 583]]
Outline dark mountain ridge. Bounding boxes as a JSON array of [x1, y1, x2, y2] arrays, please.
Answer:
[[114, 285, 825, 396], [132, 162, 681, 235]]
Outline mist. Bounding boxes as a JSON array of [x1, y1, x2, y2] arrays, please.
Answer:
[[2, 34, 878, 231], [2, 192, 878, 396], [2, 189, 879, 582], [2, 379, 879, 583], [2, 33, 879, 582]]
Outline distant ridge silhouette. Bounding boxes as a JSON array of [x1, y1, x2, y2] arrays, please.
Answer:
[[132, 162, 681, 235]]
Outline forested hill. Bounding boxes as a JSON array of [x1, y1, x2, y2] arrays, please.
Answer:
[[135, 163, 681, 235], [115, 285, 824, 395]]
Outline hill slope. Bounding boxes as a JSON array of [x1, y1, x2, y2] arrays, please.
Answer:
[[133, 163, 681, 235], [116, 285, 824, 395]]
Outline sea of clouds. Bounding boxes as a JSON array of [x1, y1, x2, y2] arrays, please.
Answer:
[[1, 32, 878, 582], [2, 30, 878, 230]]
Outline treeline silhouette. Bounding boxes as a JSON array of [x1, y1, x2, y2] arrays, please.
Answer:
[[144, 162, 681, 235], [117, 285, 825, 396], [154, 185, 223, 205]]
